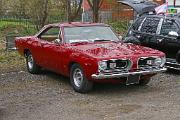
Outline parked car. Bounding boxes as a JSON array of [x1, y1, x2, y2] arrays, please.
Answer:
[[119, 0, 180, 70], [15, 22, 166, 93]]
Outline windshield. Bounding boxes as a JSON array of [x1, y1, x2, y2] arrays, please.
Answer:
[[64, 26, 119, 43]]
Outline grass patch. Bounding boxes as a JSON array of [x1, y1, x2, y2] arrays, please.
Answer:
[[108, 20, 130, 35], [0, 50, 23, 62], [0, 21, 37, 37], [0, 50, 25, 72], [0, 20, 37, 49]]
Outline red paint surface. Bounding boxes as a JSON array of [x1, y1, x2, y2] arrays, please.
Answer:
[[15, 22, 165, 83]]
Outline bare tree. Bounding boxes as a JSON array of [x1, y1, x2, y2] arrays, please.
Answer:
[[87, 0, 103, 22], [41, 0, 49, 28], [27, 0, 49, 30], [67, 0, 83, 22], [0, 0, 2, 15], [67, 0, 71, 22]]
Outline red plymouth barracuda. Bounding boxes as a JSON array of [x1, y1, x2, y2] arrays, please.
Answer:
[[15, 22, 166, 93]]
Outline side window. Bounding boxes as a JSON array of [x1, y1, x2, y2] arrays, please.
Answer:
[[132, 17, 144, 31], [160, 20, 179, 36], [39, 27, 60, 42], [141, 17, 160, 34]]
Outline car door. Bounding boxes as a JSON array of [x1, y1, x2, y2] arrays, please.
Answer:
[[126, 17, 146, 40], [37, 26, 63, 72], [157, 19, 180, 58]]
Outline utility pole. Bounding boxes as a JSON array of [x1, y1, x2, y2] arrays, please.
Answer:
[[174, 0, 176, 7]]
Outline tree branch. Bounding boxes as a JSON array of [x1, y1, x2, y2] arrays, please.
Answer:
[[87, 0, 93, 9], [98, 0, 103, 9], [71, 0, 83, 21]]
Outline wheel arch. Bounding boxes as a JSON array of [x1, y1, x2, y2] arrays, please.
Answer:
[[24, 49, 30, 57], [69, 61, 79, 73]]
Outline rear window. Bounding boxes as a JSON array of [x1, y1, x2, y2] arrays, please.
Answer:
[[141, 17, 160, 34]]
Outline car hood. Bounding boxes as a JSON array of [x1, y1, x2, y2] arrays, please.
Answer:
[[69, 42, 163, 59], [118, 0, 159, 15]]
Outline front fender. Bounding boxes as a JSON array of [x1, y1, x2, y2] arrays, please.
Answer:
[[69, 53, 98, 80]]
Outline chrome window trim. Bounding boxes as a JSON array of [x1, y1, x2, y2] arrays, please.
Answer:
[[138, 17, 146, 31]]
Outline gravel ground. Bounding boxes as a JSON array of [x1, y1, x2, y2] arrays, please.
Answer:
[[0, 63, 180, 120]]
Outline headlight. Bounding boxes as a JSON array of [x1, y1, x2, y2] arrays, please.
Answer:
[[154, 57, 162, 66], [98, 61, 107, 71], [154, 57, 166, 67]]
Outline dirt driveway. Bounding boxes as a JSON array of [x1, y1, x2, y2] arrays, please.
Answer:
[[0, 64, 180, 120]]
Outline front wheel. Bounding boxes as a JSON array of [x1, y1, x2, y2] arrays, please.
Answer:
[[26, 51, 40, 74], [176, 50, 180, 64], [70, 64, 93, 93]]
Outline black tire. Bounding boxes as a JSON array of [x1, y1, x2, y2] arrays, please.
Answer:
[[70, 64, 93, 93], [138, 78, 151, 86], [176, 50, 180, 64], [26, 51, 40, 74]]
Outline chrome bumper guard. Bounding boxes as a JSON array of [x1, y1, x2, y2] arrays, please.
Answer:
[[91, 68, 167, 80]]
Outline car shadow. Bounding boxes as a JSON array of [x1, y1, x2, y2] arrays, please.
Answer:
[[39, 69, 70, 84], [166, 69, 180, 75], [92, 83, 154, 94], [37, 69, 157, 95]]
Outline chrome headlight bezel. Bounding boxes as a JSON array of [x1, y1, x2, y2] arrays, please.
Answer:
[[138, 56, 166, 69], [154, 57, 166, 67], [154, 57, 162, 66], [160, 57, 166, 67]]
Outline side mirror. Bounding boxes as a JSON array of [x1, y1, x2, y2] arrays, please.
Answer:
[[54, 38, 62, 44], [124, 36, 141, 45], [119, 35, 123, 40], [168, 31, 179, 37]]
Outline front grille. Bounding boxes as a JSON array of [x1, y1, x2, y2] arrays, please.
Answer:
[[105, 59, 131, 72], [138, 57, 157, 69]]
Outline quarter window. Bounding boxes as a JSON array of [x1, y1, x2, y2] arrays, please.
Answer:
[[160, 20, 179, 36], [39, 27, 60, 42]]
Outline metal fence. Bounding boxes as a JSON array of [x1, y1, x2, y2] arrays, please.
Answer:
[[0, 15, 68, 50], [0, 7, 131, 50]]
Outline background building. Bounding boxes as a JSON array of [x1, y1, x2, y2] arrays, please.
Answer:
[[83, 0, 165, 22], [168, 0, 180, 13]]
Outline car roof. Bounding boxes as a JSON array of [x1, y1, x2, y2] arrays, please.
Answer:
[[45, 22, 109, 27], [138, 14, 180, 23]]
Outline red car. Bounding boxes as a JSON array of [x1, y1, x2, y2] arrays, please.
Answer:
[[15, 22, 166, 93]]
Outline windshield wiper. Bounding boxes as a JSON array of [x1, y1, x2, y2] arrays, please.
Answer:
[[71, 41, 89, 44], [94, 39, 112, 42]]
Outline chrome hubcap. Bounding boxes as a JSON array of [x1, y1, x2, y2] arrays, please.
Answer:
[[27, 54, 33, 70], [73, 68, 83, 87]]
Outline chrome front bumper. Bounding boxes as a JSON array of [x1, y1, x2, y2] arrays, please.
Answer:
[[166, 58, 180, 70], [91, 68, 167, 80]]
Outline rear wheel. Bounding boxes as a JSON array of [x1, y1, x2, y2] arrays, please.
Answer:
[[138, 78, 151, 86], [70, 64, 93, 93], [26, 51, 40, 74]]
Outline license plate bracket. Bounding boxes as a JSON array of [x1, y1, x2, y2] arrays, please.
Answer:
[[126, 74, 140, 85]]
